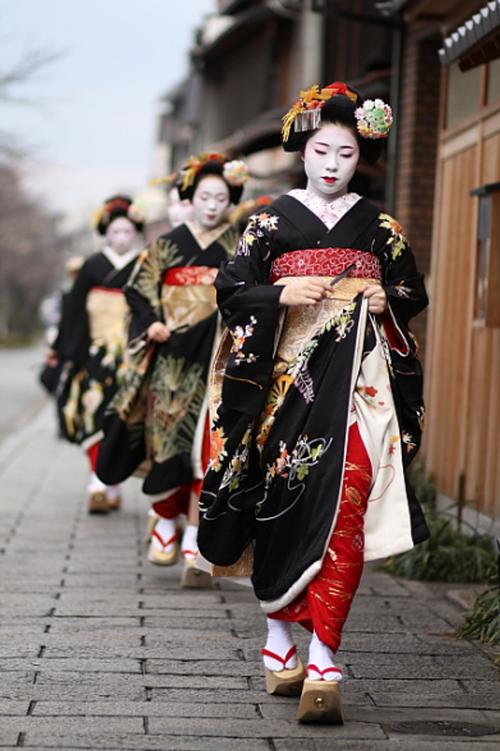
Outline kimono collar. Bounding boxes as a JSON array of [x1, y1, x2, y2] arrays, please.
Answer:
[[273, 194, 380, 250], [102, 245, 141, 270], [185, 220, 231, 250], [287, 190, 361, 231]]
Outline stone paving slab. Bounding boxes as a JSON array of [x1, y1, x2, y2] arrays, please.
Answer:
[[18, 736, 273, 751], [0, 403, 499, 749]]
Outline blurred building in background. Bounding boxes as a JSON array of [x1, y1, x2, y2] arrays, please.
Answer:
[[151, 0, 500, 528]]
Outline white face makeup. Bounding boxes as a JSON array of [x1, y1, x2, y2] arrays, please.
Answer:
[[192, 175, 230, 230], [106, 216, 137, 254], [167, 187, 194, 228], [303, 122, 360, 200]]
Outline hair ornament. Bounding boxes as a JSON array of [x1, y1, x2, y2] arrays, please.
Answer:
[[354, 99, 393, 139], [179, 152, 226, 192], [281, 82, 358, 142], [222, 160, 250, 187], [149, 172, 178, 188], [127, 202, 146, 224]]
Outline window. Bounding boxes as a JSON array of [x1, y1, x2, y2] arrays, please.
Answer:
[[471, 183, 500, 326], [487, 58, 500, 105], [446, 62, 482, 129]]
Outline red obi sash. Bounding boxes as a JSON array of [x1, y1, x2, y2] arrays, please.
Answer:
[[163, 266, 218, 286], [269, 248, 381, 283], [90, 286, 125, 294]]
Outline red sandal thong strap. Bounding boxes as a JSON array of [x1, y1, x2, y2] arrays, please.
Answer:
[[260, 644, 297, 668], [181, 549, 199, 557], [306, 663, 343, 680], [152, 530, 179, 550]]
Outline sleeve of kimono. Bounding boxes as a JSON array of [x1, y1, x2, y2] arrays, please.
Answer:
[[376, 213, 428, 336], [125, 237, 173, 344], [215, 211, 283, 415], [58, 262, 93, 367]]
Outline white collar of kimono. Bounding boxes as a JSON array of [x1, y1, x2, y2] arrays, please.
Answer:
[[185, 220, 231, 251], [287, 189, 361, 231], [102, 245, 141, 270]]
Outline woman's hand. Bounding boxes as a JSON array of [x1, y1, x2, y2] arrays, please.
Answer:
[[46, 350, 58, 367], [363, 284, 387, 315], [279, 277, 332, 307], [147, 321, 171, 342]]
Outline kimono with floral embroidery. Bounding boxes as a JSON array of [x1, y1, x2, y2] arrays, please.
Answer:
[[56, 249, 139, 449], [96, 222, 239, 495], [198, 195, 429, 608]]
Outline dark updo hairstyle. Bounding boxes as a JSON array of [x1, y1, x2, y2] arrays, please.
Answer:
[[177, 157, 244, 205], [95, 194, 144, 236], [282, 85, 384, 165]]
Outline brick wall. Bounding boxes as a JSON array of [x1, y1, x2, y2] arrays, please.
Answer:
[[394, 28, 442, 358]]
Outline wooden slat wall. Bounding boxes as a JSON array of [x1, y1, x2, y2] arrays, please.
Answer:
[[425, 127, 500, 517], [425, 144, 478, 500], [464, 132, 500, 516]]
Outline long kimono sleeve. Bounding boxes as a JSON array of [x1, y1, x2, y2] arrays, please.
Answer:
[[215, 211, 283, 416], [125, 238, 170, 344], [378, 213, 428, 329], [58, 262, 93, 368], [376, 213, 427, 464]]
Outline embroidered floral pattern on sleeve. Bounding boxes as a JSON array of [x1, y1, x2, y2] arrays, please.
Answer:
[[237, 212, 279, 257], [379, 214, 408, 261], [220, 426, 253, 492], [229, 315, 259, 365], [209, 426, 228, 472]]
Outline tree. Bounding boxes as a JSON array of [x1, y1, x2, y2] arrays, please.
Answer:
[[0, 163, 64, 339]]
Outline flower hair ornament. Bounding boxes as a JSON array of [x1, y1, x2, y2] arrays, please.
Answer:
[[222, 160, 250, 187], [179, 152, 227, 192], [92, 196, 146, 231], [281, 81, 393, 142], [149, 172, 178, 188], [354, 99, 393, 139], [281, 82, 357, 142]]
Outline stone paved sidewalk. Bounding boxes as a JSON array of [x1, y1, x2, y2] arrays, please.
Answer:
[[0, 404, 499, 750]]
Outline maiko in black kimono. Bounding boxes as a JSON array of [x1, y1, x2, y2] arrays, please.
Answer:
[[198, 194, 429, 613], [56, 248, 139, 450], [97, 221, 240, 497]]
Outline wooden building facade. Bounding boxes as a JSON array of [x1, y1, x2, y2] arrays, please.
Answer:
[[420, 1, 500, 524]]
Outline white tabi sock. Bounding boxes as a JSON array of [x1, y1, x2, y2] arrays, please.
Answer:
[[151, 517, 177, 553], [181, 524, 199, 559], [307, 631, 343, 682], [262, 618, 297, 671], [106, 484, 121, 501], [88, 472, 107, 494]]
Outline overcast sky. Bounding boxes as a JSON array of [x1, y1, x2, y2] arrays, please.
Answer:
[[1, 0, 214, 226]]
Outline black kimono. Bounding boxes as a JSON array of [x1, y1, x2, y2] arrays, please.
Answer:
[[96, 221, 240, 497], [198, 194, 429, 612], [56, 247, 139, 449]]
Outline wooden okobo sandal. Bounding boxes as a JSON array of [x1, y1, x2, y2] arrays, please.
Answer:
[[180, 554, 213, 589], [87, 491, 109, 514], [147, 529, 179, 566], [260, 645, 306, 696], [297, 664, 344, 724]]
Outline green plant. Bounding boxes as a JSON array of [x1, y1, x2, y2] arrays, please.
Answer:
[[382, 462, 497, 583], [456, 581, 500, 648], [382, 514, 497, 582], [409, 460, 437, 510]]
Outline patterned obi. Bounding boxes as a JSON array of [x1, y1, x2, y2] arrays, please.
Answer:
[[163, 266, 218, 286], [86, 286, 128, 347], [269, 248, 381, 284], [161, 266, 218, 331]]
